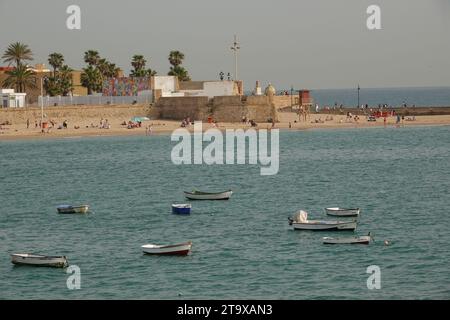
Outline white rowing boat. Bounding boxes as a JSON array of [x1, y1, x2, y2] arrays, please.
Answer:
[[184, 190, 232, 200], [325, 207, 360, 217], [142, 241, 192, 256], [11, 253, 69, 268], [288, 210, 357, 231], [57, 204, 89, 214], [323, 235, 372, 245]]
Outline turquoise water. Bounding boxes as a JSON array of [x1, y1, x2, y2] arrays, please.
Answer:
[[1, 125, 450, 299]]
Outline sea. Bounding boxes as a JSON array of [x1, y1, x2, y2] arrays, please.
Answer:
[[271, 86, 450, 107], [1, 125, 449, 299]]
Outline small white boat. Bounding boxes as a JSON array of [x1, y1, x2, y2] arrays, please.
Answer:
[[184, 190, 232, 200], [57, 205, 89, 214], [323, 235, 372, 245], [288, 210, 357, 231], [11, 253, 69, 268], [142, 241, 192, 256], [325, 207, 360, 217]]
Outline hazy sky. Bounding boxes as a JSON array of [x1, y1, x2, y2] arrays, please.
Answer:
[[1, 0, 449, 89]]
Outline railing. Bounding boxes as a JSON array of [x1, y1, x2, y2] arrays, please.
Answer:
[[35, 94, 153, 107]]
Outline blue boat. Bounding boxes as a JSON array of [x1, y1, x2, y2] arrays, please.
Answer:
[[172, 204, 192, 215]]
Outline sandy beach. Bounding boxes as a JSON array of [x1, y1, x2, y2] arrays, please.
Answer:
[[1, 108, 450, 141]]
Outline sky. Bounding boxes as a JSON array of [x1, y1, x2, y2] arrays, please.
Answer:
[[0, 0, 449, 90]]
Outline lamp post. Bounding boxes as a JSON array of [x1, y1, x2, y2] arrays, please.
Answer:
[[290, 85, 294, 107], [357, 84, 360, 108], [230, 35, 240, 81]]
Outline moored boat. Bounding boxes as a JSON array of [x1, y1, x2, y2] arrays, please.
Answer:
[[172, 204, 192, 215], [288, 210, 357, 231], [323, 235, 372, 245], [11, 253, 69, 268], [57, 204, 89, 214], [184, 190, 232, 200], [141, 241, 192, 256], [325, 207, 360, 217]]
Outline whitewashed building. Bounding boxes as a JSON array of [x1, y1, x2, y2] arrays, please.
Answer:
[[1, 89, 27, 108]]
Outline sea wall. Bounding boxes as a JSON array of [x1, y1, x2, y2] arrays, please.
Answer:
[[155, 97, 210, 120], [155, 95, 275, 122], [0, 104, 150, 125]]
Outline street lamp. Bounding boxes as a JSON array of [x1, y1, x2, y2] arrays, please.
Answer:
[[40, 76, 48, 129], [291, 85, 294, 107], [230, 35, 240, 81], [357, 84, 360, 108]]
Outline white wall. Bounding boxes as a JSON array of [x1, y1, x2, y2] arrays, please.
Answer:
[[1, 93, 26, 107], [203, 81, 235, 98], [154, 76, 177, 94]]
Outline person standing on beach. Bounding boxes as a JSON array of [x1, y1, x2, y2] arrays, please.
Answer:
[[26, 119, 29, 129]]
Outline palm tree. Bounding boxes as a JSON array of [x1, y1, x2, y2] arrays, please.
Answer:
[[96, 58, 108, 77], [147, 69, 157, 77], [48, 53, 64, 77], [130, 55, 156, 77], [2, 64, 37, 92], [2, 42, 33, 68], [168, 51, 184, 67], [168, 65, 190, 81], [131, 55, 146, 72], [59, 65, 74, 95], [105, 62, 120, 78], [81, 65, 102, 95], [83, 50, 100, 67], [43, 77, 62, 96], [168, 51, 189, 80]]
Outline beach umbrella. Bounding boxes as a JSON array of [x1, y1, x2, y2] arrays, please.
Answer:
[[131, 116, 150, 122]]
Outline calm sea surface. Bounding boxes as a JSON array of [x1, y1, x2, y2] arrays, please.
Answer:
[[1, 125, 450, 299], [270, 87, 450, 107]]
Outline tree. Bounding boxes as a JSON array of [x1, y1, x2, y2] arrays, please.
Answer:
[[2, 63, 36, 93], [43, 77, 62, 96], [168, 51, 184, 68], [105, 62, 121, 78], [130, 54, 157, 78], [167, 50, 190, 81], [81, 65, 102, 95], [94, 57, 120, 79], [168, 65, 190, 81], [2, 42, 33, 68], [131, 55, 146, 73], [83, 50, 100, 66], [58, 65, 74, 96], [48, 53, 64, 77]]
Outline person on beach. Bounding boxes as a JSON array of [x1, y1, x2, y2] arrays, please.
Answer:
[[26, 119, 30, 129]]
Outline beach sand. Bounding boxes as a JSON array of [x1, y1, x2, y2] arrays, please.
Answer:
[[1, 111, 450, 141]]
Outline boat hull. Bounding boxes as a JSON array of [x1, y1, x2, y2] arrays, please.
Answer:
[[172, 204, 191, 215], [325, 207, 360, 217], [11, 254, 68, 268], [142, 242, 192, 256], [57, 205, 89, 214], [292, 221, 357, 231], [323, 236, 371, 245], [184, 191, 232, 201]]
